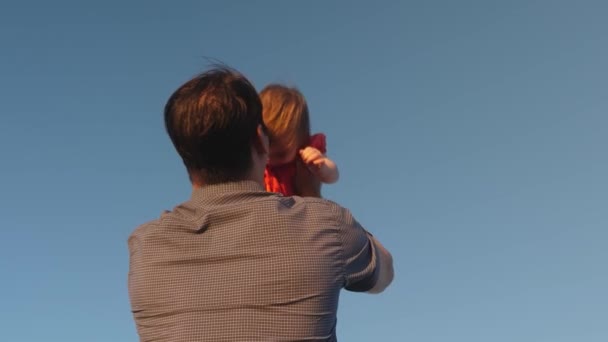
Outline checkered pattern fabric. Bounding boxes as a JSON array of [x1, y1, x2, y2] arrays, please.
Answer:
[[128, 181, 379, 341]]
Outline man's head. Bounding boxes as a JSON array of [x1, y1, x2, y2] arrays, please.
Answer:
[[164, 66, 268, 186]]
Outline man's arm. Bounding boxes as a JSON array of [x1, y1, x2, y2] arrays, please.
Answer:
[[334, 205, 394, 293], [366, 235, 394, 294]]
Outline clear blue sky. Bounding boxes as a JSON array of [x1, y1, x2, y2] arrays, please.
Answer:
[[1, 1, 606, 341]]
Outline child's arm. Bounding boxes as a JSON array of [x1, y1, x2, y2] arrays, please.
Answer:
[[299, 147, 340, 184], [317, 156, 339, 184]]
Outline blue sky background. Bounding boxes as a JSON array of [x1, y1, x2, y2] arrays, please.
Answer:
[[1, 1, 607, 341]]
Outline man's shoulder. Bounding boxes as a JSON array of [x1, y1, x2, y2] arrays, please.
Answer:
[[293, 195, 339, 209], [127, 195, 352, 251], [127, 207, 180, 253], [127, 211, 168, 254], [288, 196, 351, 224], [130, 213, 166, 236]]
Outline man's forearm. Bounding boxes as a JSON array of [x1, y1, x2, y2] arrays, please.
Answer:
[[368, 236, 394, 294]]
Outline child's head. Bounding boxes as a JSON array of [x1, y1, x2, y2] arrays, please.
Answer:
[[260, 84, 311, 166]]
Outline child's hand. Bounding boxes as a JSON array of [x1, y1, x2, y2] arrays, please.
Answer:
[[299, 147, 326, 169], [299, 147, 340, 184]]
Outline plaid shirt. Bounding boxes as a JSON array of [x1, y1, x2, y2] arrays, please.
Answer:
[[128, 181, 379, 341]]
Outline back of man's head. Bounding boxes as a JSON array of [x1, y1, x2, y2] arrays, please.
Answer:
[[164, 66, 263, 185]]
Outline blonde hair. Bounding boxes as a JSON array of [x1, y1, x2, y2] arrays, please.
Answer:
[[260, 84, 311, 151]]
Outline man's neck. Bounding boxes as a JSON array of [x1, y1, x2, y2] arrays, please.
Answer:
[[191, 173, 264, 192]]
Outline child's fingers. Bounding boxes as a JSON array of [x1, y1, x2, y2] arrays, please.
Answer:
[[301, 147, 320, 155], [300, 148, 324, 168], [305, 148, 321, 158], [304, 155, 322, 165], [299, 149, 309, 160], [300, 149, 314, 161]]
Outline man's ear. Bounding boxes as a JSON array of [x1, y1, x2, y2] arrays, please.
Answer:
[[253, 124, 270, 156]]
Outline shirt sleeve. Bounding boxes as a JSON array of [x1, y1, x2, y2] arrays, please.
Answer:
[[309, 133, 327, 154], [334, 205, 380, 292]]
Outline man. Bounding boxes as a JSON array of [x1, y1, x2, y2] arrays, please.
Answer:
[[128, 66, 394, 341]]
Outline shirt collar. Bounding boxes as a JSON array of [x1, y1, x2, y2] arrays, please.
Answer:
[[190, 180, 268, 206]]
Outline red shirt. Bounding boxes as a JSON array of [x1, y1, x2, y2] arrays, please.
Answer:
[[264, 133, 327, 196]]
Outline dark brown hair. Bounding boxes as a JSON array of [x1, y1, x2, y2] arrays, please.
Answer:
[[164, 66, 264, 184]]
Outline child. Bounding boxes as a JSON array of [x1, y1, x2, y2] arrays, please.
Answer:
[[260, 84, 339, 196]]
